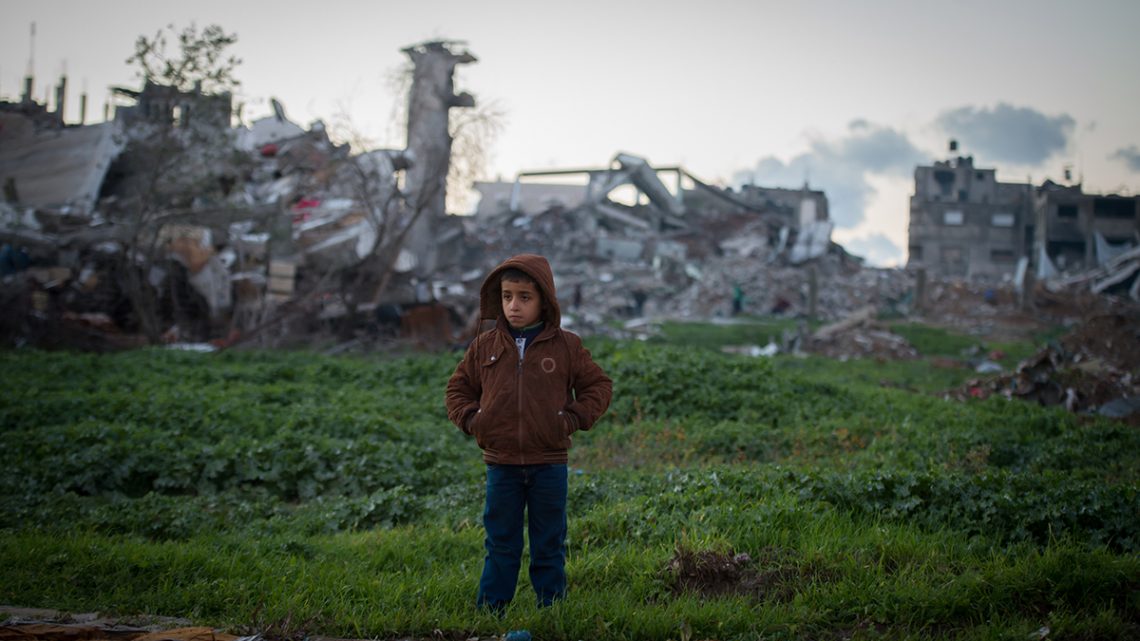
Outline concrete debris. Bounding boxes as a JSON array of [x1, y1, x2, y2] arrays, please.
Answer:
[[947, 311, 1140, 423], [0, 114, 124, 212], [0, 40, 482, 350], [798, 304, 919, 360], [1052, 245, 1140, 301], [974, 360, 1004, 374], [3, 49, 1137, 356], [722, 342, 780, 358]]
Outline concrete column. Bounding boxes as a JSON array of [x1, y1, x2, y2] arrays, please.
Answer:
[[1020, 267, 1035, 312], [401, 41, 477, 277], [808, 266, 818, 321], [54, 75, 66, 124], [914, 267, 926, 314]]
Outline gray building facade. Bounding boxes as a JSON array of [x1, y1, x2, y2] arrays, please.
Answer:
[[907, 155, 1033, 278], [1034, 180, 1140, 273]]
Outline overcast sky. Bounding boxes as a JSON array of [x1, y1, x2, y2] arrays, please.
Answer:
[[3, 0, 1139, 266]]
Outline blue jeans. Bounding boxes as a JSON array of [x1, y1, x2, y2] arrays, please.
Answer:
[[477, 463, 568, 610]]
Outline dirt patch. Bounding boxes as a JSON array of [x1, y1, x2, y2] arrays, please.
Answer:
[[664, 545, 837, 603], [1059, 313, 1140, 373], [919, 281, 1053, 343]]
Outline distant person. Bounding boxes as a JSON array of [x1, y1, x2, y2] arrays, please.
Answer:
[[445, 254, 612, 615], [632, 289, 647, 317], [771, 295, 791, 315], [731, 284, 744, 316]]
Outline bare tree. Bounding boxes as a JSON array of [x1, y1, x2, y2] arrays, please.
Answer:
[[307, 42, 499, 340], [230, 40, 499, 348], [128, 23, 242, 94], [106, 23, 248, 343], [447, 97, 505, 214]]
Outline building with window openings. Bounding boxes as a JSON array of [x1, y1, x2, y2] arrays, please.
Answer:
[[1032, 179, 1139, 275], [906, 151, 1033, 278], [906, 147, 1139, 278]]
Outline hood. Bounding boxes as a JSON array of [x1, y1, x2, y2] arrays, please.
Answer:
[[479, 254, 561, 328]]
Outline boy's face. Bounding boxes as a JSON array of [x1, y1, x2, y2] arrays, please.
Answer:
[[501, 278, 542, 329]]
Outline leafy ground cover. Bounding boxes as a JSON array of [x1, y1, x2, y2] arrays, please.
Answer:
[[656, 317, 1066, 394], [2, 335, 1138, 640]]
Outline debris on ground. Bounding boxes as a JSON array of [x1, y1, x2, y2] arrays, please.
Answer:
[[805, 305, 919, 361], [946, 311, 1140, 422], [3, 40, 1136, 357]]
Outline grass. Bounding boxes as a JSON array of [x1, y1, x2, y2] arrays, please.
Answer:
[[651, 316, 814, 352], [2, 326, 1138, 640], [4, 505, 1137, 640], [653, 315, 1068, 394]]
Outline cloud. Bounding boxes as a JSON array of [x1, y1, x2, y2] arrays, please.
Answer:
[[839, 232, 904, 266], [1110, 145, 1140, 172], [732, 120, 925, 228], [934, 103, 1074, 166]]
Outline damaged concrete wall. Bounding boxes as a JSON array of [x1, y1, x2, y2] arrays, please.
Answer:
[[401, 40, 476, 277], [1034, 181, 1140, 275], [0, 114, 123, 212], [906, 155, 1033, 279]]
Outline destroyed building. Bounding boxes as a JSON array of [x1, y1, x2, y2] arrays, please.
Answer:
[[5, 37, 1138, 355], [473, 153, 833, 265], [906, 152, 1035, 279], [448, 150, 869, 334], [1033, 179, 1140, 276], [0, 40, 481, 349], [401, 40, 477, 277], [907, 146, 1140, 282], [110, 80, 233, 129]]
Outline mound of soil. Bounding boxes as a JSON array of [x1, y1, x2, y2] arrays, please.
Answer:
[[1060, 313, 1140, 373], [664, 546, 835, 603], [947, 311, 1140, 422]]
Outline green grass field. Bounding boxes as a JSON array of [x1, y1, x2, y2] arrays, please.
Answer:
[[2, 323, 1137, 640]]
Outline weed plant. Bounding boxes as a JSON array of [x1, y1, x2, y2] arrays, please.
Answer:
[[2, 337, 1138, 640]]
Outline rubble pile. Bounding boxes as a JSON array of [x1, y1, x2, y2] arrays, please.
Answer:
[[1050, 244, 1140, 302], [913, 279, 1040, 341], [432, 207, 901, 336], [1060, 312, 1140, 371], [3, 42, 1135, 356], [1, 40, 480, 351], [0, 117, 367, 350], [806, 306, 919, 361], [948, 311, 1140, 422], [3, 148, 1120, 355]]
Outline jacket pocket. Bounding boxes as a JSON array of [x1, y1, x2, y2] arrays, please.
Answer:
[[537, 410, 573, 450], [474, 345, 508, 451], [469, 409, 485, 447]]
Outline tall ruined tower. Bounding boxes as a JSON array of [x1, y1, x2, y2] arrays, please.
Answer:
[[401, 40, 476, 276]]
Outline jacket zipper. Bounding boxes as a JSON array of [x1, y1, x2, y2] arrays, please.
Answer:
[[512, 330, 555, 466], [516, 343, 525, 464]]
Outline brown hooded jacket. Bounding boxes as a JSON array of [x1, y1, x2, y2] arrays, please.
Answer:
[[444, 254, 613, 465]]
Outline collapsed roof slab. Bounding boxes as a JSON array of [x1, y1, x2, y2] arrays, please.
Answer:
[[0, 116, 123, 212]]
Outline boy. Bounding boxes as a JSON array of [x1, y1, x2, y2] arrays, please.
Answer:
[[445, 254, 613, 612]]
